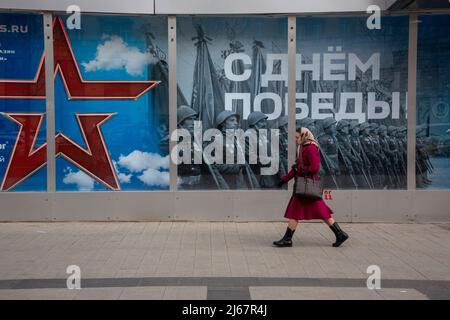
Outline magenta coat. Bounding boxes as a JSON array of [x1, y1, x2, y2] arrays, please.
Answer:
[[281, 144, 333, 220]]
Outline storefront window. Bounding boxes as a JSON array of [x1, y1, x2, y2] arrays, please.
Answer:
[[5, 12, 444, 193], [416, 15, 450, 189], [0, 12, 46, 191], [296, 16, 409, 190], [54, 15, 169, 191], [176, 17, 288, 190]]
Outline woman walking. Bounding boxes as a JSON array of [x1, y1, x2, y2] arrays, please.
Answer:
[[274, 127, 349, 247]]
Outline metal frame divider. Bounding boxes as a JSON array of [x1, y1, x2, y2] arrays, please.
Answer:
[[168, 16, 178, 191], [407, 13, 418, 190], [43, 13, 55, 193], [287, 16, 297, 189]]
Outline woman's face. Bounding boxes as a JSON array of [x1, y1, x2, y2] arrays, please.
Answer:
[[295, 132, 302, 145]]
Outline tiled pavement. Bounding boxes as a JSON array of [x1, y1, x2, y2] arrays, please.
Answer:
[[0, 222, 449, 300]]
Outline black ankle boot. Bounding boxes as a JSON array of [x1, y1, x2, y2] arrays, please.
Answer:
[[329, 222, 349, 247], [273, 227, 295, 247]]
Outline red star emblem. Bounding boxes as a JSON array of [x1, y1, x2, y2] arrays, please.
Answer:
[[0, 17, 159, 191]]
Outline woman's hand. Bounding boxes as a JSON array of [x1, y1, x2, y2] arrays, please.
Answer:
[[277, 178, 286, 188]]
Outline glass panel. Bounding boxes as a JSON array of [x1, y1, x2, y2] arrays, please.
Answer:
[[0, 12, 46, 191], [53, 14, 169, 191], [296, 16, 409, 190], [177, 16, 288, 190], [416, 14, 450, 189]]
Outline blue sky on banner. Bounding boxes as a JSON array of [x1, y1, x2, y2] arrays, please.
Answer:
[[0, 12, 46, 191], [55, 15, 169, 191]]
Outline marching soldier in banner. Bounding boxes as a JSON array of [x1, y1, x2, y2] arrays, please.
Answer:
[[360, 122, 383, 189], [246, 111, 278, 188], [212, 110, 260, 189], [387, 126, 404, 188], [276, 115, 289, 181], [395, 126, 408, 186], [336, 120, 358, 189], [371, 123, 391, 189], [176, 105, 222, 190], [372, 122, 393, 188], [317, 117, 340, 189], [416, 126, 433, 187], [399, 126, 408, 163], [349, 121, 373, 189], [177, 105, 202, 190], [378, 124, 399, 189]]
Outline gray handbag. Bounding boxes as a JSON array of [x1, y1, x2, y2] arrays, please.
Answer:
[[293, 144, 323, 199], [294, 176, 323, 199]]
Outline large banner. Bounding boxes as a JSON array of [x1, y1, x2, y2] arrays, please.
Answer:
[[176, 17, 288, 190], [175, 16, 409, 191], [5, 14, 443, 193], [54, 15, 169, 191], [296, 16, 409, 190], [0, 13, 47, 191], [416, 14, 450, 189]]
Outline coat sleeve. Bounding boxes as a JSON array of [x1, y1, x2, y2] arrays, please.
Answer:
[[280, 156, 300, 183], [280, 145, 321, 182]]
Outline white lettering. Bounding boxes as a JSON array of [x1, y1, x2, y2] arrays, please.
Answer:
[[348, 53, 380, 81], [336, 92, 365, 123], [323, 47, 346, 81], [311, 92, 334, 119], [66, 265, 81, 290], [171, 128, 192, 165], [260, 129, 280, 176], [253, 92, 282, 120], [262, 54, 288, 87], [203, 129, 223, 165], [297, 53, 321, 81], [225, 93, 251, 120], [366, 265, 381, 289], [224, 53, 252, 81], [366, 5, 381, 30], [368, 92, 390, 119], [391, 92, 400, 119], [66, 5, 81, 30]]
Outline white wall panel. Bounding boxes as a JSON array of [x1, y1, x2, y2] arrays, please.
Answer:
[[0, 0, 154, 14], [0, 0, 396, 15], [412, 191, 450, 223], [155, 0, 394, 14], [1, 190, 448, 222], [351, 191, 414, 223]]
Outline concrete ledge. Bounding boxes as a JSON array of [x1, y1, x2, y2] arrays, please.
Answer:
[[0, 190, 449, 222]]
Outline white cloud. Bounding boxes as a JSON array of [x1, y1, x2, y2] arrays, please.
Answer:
[[63, 168, 95, 191], [138, 168, 170, 187], [117, 150, 169, 173], [118, 172, 132, 184], [113, 160, 132, 184], [114, 150, 169, 188], [81, 35, 157, 76]]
